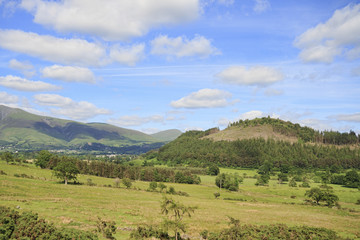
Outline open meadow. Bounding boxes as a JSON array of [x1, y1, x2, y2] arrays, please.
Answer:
[[0, 161, 359, 239]]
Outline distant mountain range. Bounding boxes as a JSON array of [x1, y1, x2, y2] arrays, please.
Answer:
[[0, 105, 182, 153]]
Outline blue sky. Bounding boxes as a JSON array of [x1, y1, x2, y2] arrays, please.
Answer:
[[0, 0, 359, 134]]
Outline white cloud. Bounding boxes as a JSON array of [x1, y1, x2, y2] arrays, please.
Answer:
[[299, 118, 332, 131], [34, 94, 73, 107], [9, 59, 36, 78], [42, 65, 96, 83], [109, 115, 164, 127], [0, 75, 61, 91], [9, 59, 33, 71], [109, 44, 145, 66], [294, 3, 360, 63], [21, 0, 199, 41], [0, 29, 106, 66], [253, 0, 270, 13], [332, 113, 360, 123], [151, 35, 220, 58], [0, 91, 19, 104], [264, 88, 283, 96], [239, 110, 264, 120], [218, 117, 231, 126], [171, 88, 233, 108], [216, 66, 283, 87], [34, 93, 111, 120]]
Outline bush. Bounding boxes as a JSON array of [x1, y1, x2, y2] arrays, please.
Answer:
[[255, 174, 270, 186], [206, 223, 342, 240], [87, 178, 96, 186], [215, 173, 242, 191], [130, 225, 169, 239], [167, 186, 176, 194], [122, 178, 132, 188], [96, 217, 116, 239], [288, 178, 297, 187], [300, 181, 310, 188], [149, 181, 158, 191], [0, 206, 97, 240], [158, 182, 167, 192]]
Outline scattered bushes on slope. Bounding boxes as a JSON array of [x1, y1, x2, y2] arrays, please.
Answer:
[[0, 206, 98, 240]]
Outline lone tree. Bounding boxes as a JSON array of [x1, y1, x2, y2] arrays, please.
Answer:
[[305, 187, 339, 207], [161, 196, 197, 240], [35, 150, 53, 169], [53, 157, 79, 185]]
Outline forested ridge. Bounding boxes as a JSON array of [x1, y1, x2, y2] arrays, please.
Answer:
[[229, 117, 359, 145], [157, 118, 360, 169]]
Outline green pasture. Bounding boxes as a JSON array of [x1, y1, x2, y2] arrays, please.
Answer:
[[0, 161, 359, 239]]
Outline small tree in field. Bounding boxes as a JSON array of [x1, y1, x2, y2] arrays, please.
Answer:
[[35, 150, 53, 169], [305, 187, 339, 207], [160, 196, 197, 240], [122, 178, 132, 188], [2, 152, 13, 164], [158, 183, 167, 192], [52, 157, 79, 185]]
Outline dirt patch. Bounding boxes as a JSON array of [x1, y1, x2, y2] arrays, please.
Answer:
[[59, 216, 73, 224]]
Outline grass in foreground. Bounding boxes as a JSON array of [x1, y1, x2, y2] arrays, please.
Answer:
[[0, 161, 359, 239]]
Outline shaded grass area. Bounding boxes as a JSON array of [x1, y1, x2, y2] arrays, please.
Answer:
[[0, 161, 359, 239]]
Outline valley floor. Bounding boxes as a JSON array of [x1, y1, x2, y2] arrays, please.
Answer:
[[0, 161, 359, 239]]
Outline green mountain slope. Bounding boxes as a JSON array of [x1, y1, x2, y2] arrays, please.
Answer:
[[151, 129, 182, 142], [0, 105, 163, 153]]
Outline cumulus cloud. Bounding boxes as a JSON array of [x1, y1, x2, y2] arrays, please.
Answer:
[[294, 3, 360, 63], [109, 43, 145, 66], [332, 113, 360, 123], [0, 75, 61, 91], [0, 91, 19, 104], [218, 117, 231, 126], [20, 0, 199, 41], [34, 93, 111, 120], [253, 0, 271, 13], [216, 66, 283, 87], [0, 29, 106, 66], [151, 35, 220, 58], [41, 65, 96, 83], [171, 88, 233, 109], [239, 110, 264, 120], [109, 115, 164, 127], [8, 59, 35, 77]]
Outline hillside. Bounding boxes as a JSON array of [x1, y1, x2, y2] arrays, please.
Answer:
[[151, 129, 182, 142], [203, 125, 299, 143], [157, 118, 360, 169], [0, 105, 164, 153]]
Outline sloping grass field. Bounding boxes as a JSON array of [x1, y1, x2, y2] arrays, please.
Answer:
[[0, 161, 359, 239]]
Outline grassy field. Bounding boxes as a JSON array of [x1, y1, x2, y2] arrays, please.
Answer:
[[0, 161, 359, 239]]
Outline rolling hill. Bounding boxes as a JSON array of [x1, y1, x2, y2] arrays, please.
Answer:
[[157, 117, 360, 169], [0, 105, 172, 153], [150, 129, 182, 142]]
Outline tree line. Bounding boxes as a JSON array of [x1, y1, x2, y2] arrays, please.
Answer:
[[34, 150, 202, 184]]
